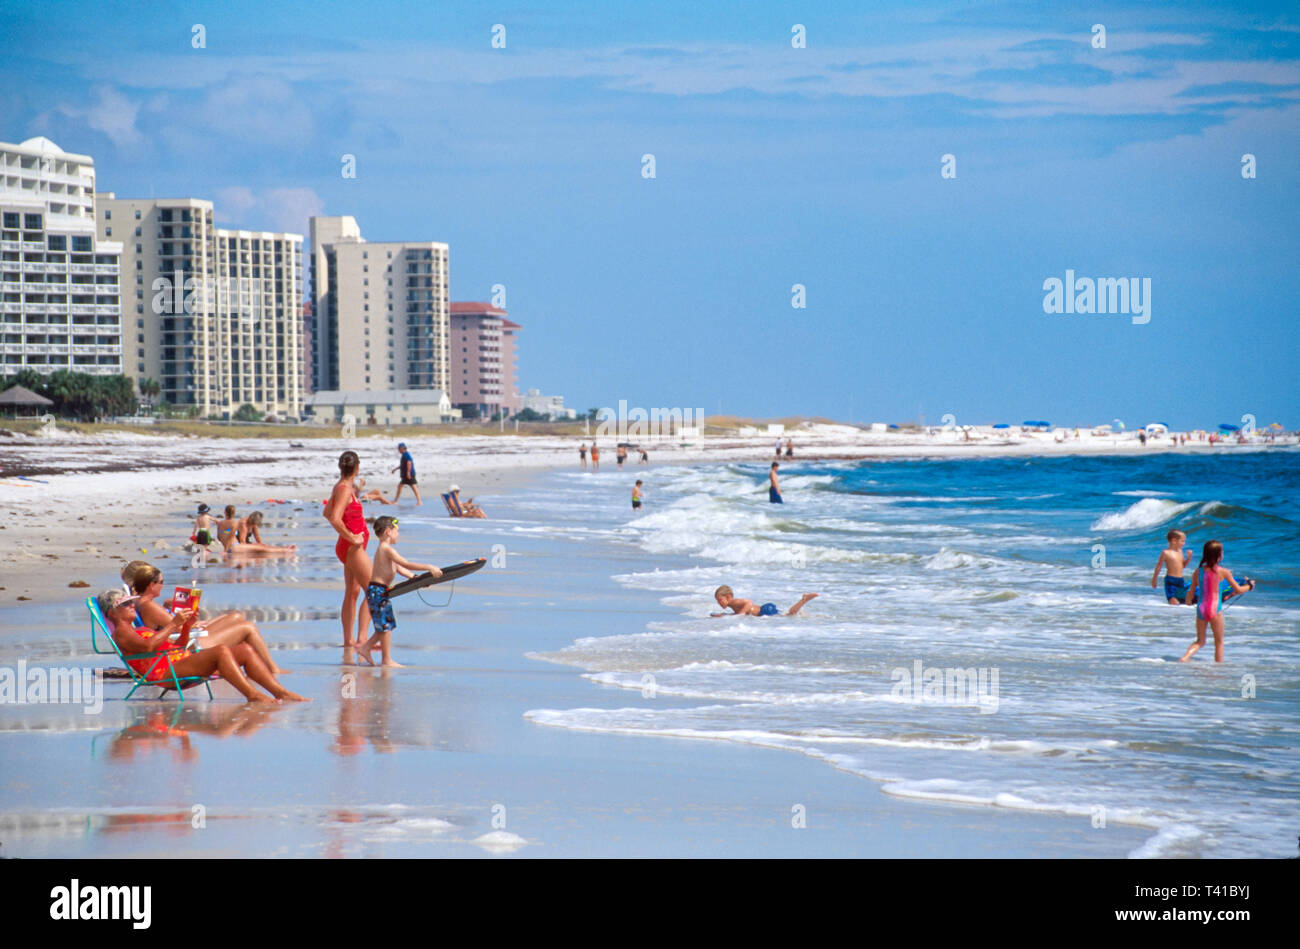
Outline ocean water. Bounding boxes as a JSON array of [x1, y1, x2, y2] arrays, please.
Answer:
[[523, 450, 1300, 858]]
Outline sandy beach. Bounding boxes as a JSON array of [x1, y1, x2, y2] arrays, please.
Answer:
[[1, 424, 1294, 858]]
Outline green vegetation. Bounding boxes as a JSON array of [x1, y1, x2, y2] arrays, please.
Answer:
[[1, 369, 136, 420]]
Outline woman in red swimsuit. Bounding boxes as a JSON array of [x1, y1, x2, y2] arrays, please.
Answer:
[[325, 450, 372, 652]]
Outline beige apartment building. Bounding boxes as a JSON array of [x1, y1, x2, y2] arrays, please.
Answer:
[[1, 137, 122, 377], [95, 194, 304, 417], [310, 215, 449, 395], [449, 301, 520, 418]]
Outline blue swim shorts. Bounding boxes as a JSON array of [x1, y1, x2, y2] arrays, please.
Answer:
[[758, 602, 779, 616], [365, 582, 396, 633]]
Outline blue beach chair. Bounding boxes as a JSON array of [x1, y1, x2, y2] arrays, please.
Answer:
[[87, 597, 214, 702], [441, 492, 466, 517]]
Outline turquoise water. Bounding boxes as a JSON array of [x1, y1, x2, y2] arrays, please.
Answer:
[[526, 450, 1300, 857]]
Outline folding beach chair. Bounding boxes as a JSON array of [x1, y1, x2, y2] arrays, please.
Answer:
[[441, 492, 466, 517], [87, 597, 214, 702]]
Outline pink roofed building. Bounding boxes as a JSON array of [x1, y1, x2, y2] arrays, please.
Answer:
[[449, 301, 520, 418]]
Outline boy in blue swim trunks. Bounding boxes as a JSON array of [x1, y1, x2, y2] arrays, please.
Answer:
[[769, 463, 783, 503], [358, 516, 440, 667], [1151, 529, 1193, 604], [711, 585, 818, 617]]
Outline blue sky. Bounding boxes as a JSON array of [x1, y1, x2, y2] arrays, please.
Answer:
[[2, 0, 1297, 428]]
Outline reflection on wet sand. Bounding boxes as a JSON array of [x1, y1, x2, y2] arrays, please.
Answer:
[[333, 666, 397, 756], [98, 702, 277, 762]]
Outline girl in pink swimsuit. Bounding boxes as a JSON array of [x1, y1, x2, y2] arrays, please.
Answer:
[[1179, 540, 1255, 663], [325, 451, 373, 651]]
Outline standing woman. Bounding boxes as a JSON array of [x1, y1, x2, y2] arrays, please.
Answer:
[[325, 450, 372, 653]]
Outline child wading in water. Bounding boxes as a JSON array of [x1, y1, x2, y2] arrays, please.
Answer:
[[1151, 528, 1193, 604], [712, 585, 817, 617], [358, 516, 441, 667], [1179, 540, 1255, 663]]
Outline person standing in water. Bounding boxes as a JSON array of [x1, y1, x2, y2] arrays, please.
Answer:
[[768, 462, 783, 503], [325, 450, 372, 657], [579, 442, 588, 469], [590, 442, 600, 470], [1179, 540, 1255, 663]]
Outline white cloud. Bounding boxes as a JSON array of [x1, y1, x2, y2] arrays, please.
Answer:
[[214, 186, 321, 236]]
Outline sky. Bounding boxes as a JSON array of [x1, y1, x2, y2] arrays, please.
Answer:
[[2, 0, 1297, 428]]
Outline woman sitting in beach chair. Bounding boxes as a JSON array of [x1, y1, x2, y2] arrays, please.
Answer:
[[97, 589, 307, 704], [129, 564, 288, 677], [441, 485, 487, 519]]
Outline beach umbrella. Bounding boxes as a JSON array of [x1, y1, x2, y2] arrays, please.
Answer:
[[1218, 423, 1239, 432], [1094, 423, 1112, 431], [1021, 420, 1050, 428], [1144, 422, 1168, 432], [992, 423, 1010, 429], [1113, 418, 1125, 430], [1269, 422, 1283, 430]]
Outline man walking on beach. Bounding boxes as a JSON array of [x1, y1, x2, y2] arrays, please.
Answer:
[[769, 462, 783, 503], [392, 443, 422, 506]]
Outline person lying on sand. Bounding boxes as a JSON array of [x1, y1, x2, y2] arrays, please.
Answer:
[[129, 563, 289, 676], [225, 508, 296, 555], [711, 585, 817, 617], [99, 589, 307, 703]]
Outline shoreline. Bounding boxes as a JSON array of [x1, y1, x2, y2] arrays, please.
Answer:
[[1, 428, 1295, 606], [0, 459, 1155, 858]]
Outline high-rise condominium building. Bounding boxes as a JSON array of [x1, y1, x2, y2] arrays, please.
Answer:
[[0, 137, 122, 377], [449, 301, 521, 418], [310, 215, 449, 394], [96, 194, 304, 417]]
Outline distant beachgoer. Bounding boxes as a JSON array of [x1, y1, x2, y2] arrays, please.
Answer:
[[632, 480, 643, 510], [217, 505, 239, 551], [222, 509, 297, 553], [1139, 430, 1147, 445], [616, 444, 627, 467], [775, 439, 782, 458], [768, 462, 782, 503], [590, 443, 600, 470], [357, 515, 441, 667], [392, 442, 422, 505], [325, 450, 372, 653], [1179, 540, 1254, 662], [638, 447, 648, 464], [192, 504, 215, 547], [1151, 529, 1193, 604], [579, 442, 588, 469], [98, 589, 306, 703], [448, 485, 486, 519], [356, 477, 394, 505], [131, 563, 287, 676], [711, 585, 817, 617], [784, 438, 793, 458]]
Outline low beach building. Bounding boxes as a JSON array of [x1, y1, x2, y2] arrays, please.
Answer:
[[303, 387, 460, 426], [0, 137, 123, 378], [94, 194, 304, 419]]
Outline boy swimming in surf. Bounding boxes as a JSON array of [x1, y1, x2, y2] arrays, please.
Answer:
[[711, 585, 817, 617], [1151, 528, 1193, 604], [1178, 540, 1254, 663], [357, 516, 440, 667]]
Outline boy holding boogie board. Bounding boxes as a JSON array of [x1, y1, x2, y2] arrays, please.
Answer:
[[358, 516, 441, 667]]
